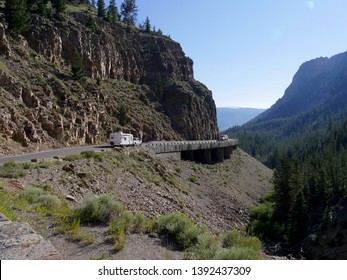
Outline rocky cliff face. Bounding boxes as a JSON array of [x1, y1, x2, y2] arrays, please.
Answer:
[[26, 13, 194, 83], [0, 11, 218, 154]]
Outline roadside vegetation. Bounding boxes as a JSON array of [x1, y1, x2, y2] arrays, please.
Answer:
[[0, 148, 264, 259], [0, 183, 262, 259]]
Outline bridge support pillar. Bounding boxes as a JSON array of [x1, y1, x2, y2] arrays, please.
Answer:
[[182, 150, 194, 161], [203, 149, 212, 164], [194, 150, 204, 163], [224, 147, 233, 160], [212, 148, 224, 162]]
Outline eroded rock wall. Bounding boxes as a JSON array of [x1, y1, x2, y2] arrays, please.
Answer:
[[0, 12, 218, 152], [26, 13, 194, 83]]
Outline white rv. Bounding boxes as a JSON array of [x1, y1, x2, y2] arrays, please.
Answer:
[[109, 132, 142, 146]]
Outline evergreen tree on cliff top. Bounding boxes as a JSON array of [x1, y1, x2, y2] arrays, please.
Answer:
[[5, 0, 31, 34], [52, 0, 67, 15], [121, 0, 138, 25], [97, 0, 106, 18], [107, 0, 119, 24], [144, 16, 151, 33]]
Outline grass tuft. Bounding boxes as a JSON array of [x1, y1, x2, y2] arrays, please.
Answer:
[[0, 161, 28, 178]]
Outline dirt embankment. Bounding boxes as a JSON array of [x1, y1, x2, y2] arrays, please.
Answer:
[[0, 148, 273, 259]]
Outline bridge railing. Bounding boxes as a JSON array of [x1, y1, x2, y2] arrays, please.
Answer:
[[144, 139, 238, 154]]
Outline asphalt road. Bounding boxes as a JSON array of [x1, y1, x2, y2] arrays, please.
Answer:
[[0, 145, 113, 165]]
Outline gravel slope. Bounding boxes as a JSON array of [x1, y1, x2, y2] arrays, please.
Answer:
[[0, 148, 273, 259]]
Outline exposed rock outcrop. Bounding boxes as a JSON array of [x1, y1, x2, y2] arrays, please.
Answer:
[[26, 13, 194, 83], [0, 213, 61, 260], [163, 80, 218, 140], [0, 22, 11, 56], [0, 10, 218, 153]]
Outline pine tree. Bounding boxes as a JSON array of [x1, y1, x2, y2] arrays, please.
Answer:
[[97, 0, 106, 18], [272, 154, 292, 222], [52, 0, 67, 15], [118, 104, 130, 126], [86, 12, 96, 31], [144, 16, 151, 33], [107, 0, 119, 24], [287, 189, 309, 249], [27, 0, 39, 10], [120, 0, 138, 26], [5, 0, 31, 34], [71, 51, 85, 81]]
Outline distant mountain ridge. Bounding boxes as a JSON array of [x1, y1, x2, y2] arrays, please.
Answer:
[[217, 107, 265, 131], [254, 51, 347, 123], [227, 50, 347, 165]]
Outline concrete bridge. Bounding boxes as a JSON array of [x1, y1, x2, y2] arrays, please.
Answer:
[[145, 139, 238, 163]]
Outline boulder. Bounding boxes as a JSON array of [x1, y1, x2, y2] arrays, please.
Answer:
[[0, 213, 61, 260]]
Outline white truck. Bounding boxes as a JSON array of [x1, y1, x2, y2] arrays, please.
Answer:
[[109, 132, 142, 146]]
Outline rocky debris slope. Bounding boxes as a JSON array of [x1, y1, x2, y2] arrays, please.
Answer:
[[0, 213, 61, 260], [0, 148, 273, 259]]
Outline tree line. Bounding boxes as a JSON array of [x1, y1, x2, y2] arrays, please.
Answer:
[[247, 117, 347, 258], [226, 80, 347, 257]]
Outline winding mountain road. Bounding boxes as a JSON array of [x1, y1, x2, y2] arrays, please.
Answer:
[[0, 139, 239, 165], [0, 145, 113, 165]]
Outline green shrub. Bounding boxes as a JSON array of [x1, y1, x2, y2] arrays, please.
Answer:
[[55, 218, 80, 235], [38, 194, 62, 209], [249, 201, 275, 221], [185, 232, 219, 259], [189, 175, 198, 183], [108, 219, 127, 252], [132, 212, 148, 233], [157, 213, 204, 249], [0, 190, 17, 221], [70, 228, 96, 245], [97, 195, 124, 222], [78, 195, 124, 224], [63, 154, 81, 161], [114, 228, 127, 252], [118, 104, 130, 126], [221, 230, 262, 252], [21, 187, 43, 203], [81, 150, 96, 158], [81, 151, 104, 162], [96, 77, 102, 86], [120, 212, 135, 233], [214, 247, 261, 260], [0, 161, 27, 178], [22, 162, 33, 170], [248, 219, 284, 240], [69, 219, 96, 244]]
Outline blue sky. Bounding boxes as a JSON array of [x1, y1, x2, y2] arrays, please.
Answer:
[[106, 0, 347, 108]]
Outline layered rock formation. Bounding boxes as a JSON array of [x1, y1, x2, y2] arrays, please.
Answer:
[[27, 13, 194, 83], [0, 213, 61, 260], [0, 10, 218, 153]]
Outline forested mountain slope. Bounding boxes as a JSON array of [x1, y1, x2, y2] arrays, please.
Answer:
[[228, 51, 347, 166], [227, 51, 347, 259], [255, 51, 347, 121]]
